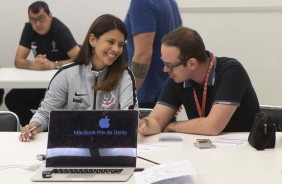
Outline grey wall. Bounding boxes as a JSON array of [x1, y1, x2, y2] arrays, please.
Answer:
[[1, 0, 282, 106]]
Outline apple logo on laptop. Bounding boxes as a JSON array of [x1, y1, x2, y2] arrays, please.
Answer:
[[99, 116, 110, 128]]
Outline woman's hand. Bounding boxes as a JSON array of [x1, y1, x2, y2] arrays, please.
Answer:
[[19, 122, 42, 142]]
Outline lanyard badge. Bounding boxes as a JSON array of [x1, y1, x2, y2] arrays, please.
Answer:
[[193, 55, 216, 117]]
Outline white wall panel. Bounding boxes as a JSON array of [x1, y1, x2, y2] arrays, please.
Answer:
[[0, 0, 281, 105]]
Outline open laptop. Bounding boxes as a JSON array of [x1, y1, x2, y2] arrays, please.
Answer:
[[31, 109, 138, 182]]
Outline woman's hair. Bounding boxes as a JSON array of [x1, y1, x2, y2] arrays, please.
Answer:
[[162, 27, 207, 64], [75, 14, 128, 92]]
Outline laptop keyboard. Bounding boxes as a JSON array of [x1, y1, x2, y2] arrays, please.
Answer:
[[52, 168, 123, 174]]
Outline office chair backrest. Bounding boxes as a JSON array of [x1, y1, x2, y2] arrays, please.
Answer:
[[0, 111, 20, 132], [138, 107, 177, 121], [260, 105, 282, 131]]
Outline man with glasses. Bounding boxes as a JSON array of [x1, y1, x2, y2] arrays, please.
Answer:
[[138, 27, 260, 136], [5, 1, 80, 127]]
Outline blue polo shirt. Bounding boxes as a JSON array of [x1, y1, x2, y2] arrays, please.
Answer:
[[124, 0, 182, 104]]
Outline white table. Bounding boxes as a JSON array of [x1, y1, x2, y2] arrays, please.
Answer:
[[0, 67, 57, 88], [0, 132, 281, 184]]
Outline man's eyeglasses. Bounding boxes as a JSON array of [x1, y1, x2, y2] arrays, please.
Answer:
[[160, 57, 188, 71], [29, 16, 46, 25]]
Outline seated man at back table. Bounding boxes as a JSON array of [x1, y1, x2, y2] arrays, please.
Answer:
[[5, 1, 80, 127], [138, 26, 260, 136]]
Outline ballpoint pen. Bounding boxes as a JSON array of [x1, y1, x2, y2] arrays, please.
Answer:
[[28, 124, 42, 132]]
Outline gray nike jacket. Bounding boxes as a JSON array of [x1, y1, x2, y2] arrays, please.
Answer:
[[30, 62, 138, 131]]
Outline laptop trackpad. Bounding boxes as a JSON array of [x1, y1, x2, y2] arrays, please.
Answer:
[[66, 174, 95, 178]]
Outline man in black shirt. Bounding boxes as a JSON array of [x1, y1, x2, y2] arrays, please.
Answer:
[[139, 27, 260, 136], [5, 1, 80, 126]]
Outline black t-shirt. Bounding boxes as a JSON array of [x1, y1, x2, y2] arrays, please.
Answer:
[[19, 17, 77, 62], [158, 56, 260, 132]]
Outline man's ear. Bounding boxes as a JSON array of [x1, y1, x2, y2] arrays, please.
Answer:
[[188, 58, 198, 70]]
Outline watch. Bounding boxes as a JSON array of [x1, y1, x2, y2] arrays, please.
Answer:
[[54, 61, 60, 69]]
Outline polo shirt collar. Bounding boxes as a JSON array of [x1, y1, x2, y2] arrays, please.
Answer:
[[183, 51, 217, 88]]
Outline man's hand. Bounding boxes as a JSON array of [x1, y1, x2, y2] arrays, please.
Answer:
[[30, 54, 55, 70], [138, 119, 149, 135]]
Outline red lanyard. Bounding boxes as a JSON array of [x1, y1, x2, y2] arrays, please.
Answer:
[[193, 55, 216, 117]]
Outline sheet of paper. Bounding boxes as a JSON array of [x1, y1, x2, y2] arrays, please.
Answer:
[[137, 143, 168, 154], [134, 160, 197, 184], [211, 137, 248, 146], [158, 133, 185, 141]]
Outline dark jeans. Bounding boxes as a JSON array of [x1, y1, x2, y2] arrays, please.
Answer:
[[0, 89, 4, 106], [5, 89, 46, 127]]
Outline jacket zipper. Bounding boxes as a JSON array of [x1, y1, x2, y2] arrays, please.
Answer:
[[93, 72, 99, 109]]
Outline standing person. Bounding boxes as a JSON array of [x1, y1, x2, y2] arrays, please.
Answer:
[[19, 14, 138, 142], [5, 1, 80, 126], [124, 0, 182, 108], [0, 89, 3, 106], [138, 27, 260, 136]]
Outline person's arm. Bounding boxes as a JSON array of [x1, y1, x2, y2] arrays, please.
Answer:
[[19, 121, 42, 142], [138, 104, 176, 136], [15, 45, 80, 70], [131, 32, 155, 91], [164, 104, 237, 135], [119, 69, 138, 110], [19, 68, 70, 142], [167, 59, 249, 135], [14, 45, 56, 70], [54, 45, 80, 67], [53, 18, 80, 68], [14, 45, 36, 69], [36, 45, 80, 69], [14, 23, 49, 70]]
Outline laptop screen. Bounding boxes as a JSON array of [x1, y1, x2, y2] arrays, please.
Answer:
[[46, 110, 138, 167]]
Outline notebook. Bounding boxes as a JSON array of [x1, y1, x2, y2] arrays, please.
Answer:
[[31, 109, 138, 182]]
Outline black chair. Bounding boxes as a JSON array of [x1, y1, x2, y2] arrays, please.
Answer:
[[0, 111, 20, 132], [138, 108, 177, 122], [260, 105, 282, 131]]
